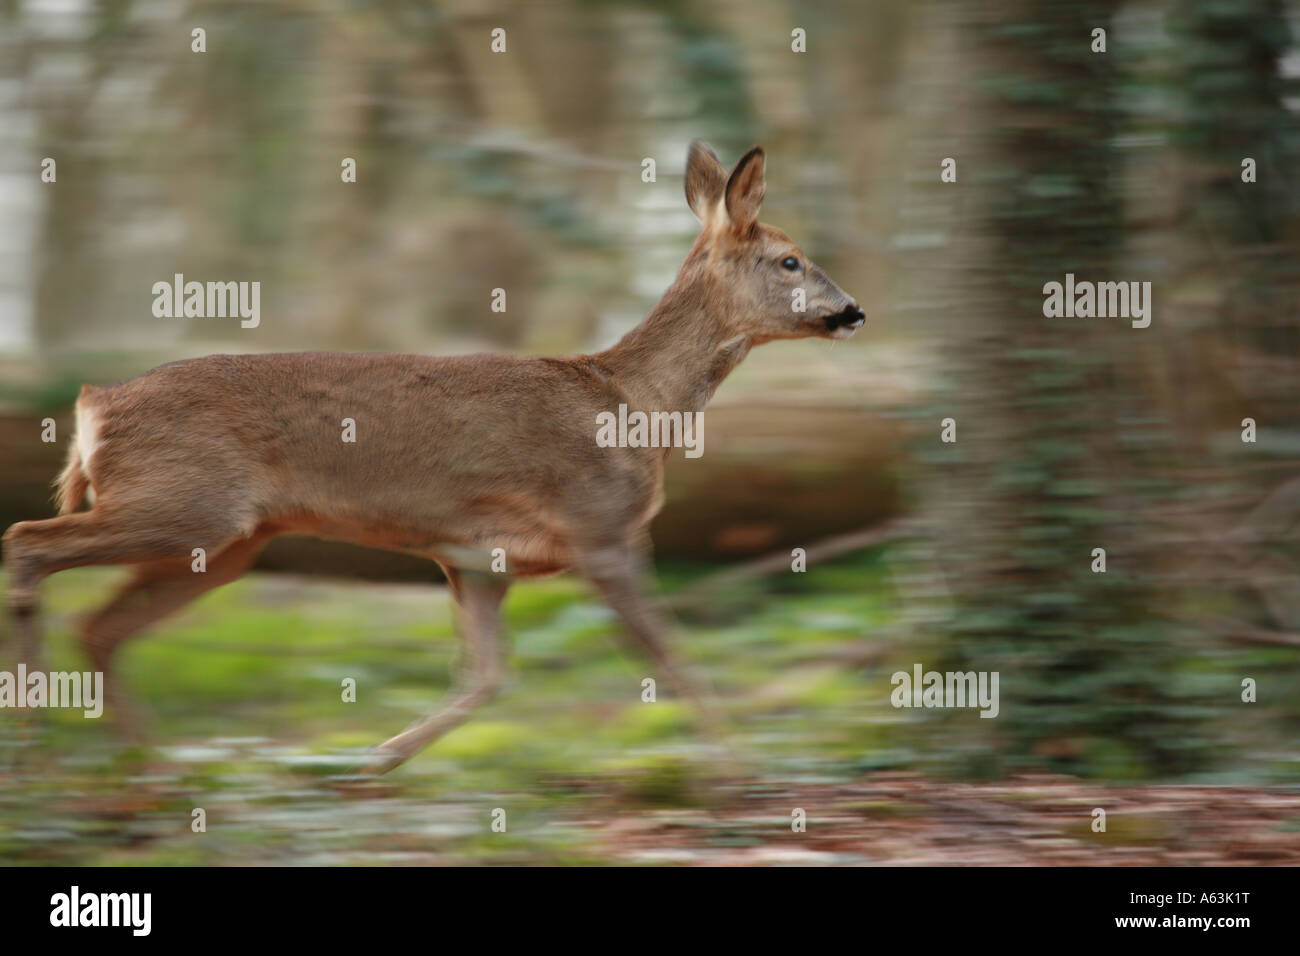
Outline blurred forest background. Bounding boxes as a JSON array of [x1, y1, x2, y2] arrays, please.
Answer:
[[2, 0, 1300, 864]]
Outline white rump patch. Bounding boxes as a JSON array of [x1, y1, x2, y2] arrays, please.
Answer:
[[75, 403, 104, 473]]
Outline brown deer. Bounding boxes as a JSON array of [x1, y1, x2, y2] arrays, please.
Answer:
[[3, 142, 864, 773]]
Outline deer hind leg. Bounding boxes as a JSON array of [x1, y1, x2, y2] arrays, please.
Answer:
[[77, 532, 270, 737], [367, 567, 510, 775], [4, 508, 250, 676], [574, 538, 730, 747]]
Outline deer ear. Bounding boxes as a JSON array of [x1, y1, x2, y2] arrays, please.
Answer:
[[684, 140, 727, 225], [724, 146, 766, 236]]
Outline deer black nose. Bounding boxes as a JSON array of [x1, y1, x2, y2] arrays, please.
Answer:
[[824, 304, 866, 330]]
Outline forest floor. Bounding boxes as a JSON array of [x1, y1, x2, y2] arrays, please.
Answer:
[[2, 559, 1298, 866]]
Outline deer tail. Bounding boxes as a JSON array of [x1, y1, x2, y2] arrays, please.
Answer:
[[53, 390, 98, 514], [53, 445, 88, 515]]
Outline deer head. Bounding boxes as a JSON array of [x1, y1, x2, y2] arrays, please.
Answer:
[[681, 140, 865, 343]]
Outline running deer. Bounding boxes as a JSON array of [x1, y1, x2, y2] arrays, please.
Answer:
[[3, 142, 864, 772]]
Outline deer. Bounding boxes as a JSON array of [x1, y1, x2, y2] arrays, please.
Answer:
[[2, 141, 865, 774]]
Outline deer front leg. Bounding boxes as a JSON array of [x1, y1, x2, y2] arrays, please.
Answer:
[[365, 567, 509, 775], [575, 540, 731, 750]]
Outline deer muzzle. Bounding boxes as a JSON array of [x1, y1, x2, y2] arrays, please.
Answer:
[[823, 304, 866, 333]]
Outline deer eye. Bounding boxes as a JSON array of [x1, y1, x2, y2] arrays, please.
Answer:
[[780, 256, 800, 272]]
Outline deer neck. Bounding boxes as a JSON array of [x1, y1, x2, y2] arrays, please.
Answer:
[[596, 275, 751, 414]]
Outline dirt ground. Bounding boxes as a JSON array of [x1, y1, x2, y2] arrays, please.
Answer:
[[571, 774, 1300, 866]]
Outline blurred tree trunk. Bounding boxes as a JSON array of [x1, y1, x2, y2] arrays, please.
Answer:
[[0, 4, 38, 350], [921, 0, 1207, 778], [1164, 0, 1300, 726], [30, 3, 112, 347]]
